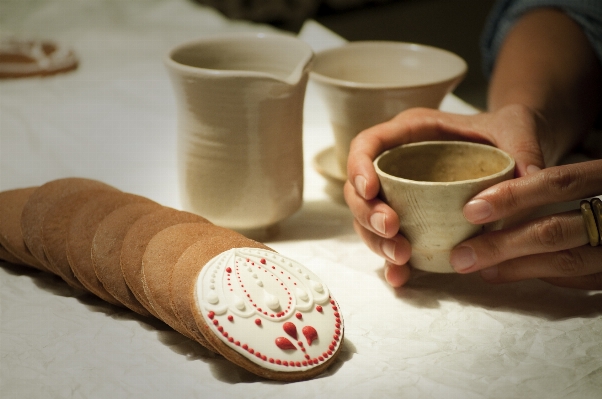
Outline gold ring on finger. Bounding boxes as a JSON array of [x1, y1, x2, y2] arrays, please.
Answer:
[[580, 199, 601, 247]]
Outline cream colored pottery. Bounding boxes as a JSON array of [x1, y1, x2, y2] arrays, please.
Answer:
[[165, 33, 313, 232], [374, 141, 515, 273], [310, 41, 467, 173]]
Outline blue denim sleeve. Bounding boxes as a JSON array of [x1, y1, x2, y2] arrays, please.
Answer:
[[480, 0, 602, 78]]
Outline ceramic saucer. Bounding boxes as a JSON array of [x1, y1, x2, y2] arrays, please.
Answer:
[[313, 146, 347, 184]]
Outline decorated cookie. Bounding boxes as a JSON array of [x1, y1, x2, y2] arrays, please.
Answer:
[[0, 38, 78, 78], [193, 247, 343, 381]]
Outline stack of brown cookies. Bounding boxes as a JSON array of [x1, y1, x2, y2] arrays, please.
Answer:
[[0, 177, 344, 381]]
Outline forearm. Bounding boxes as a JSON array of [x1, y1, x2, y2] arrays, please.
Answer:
[[488, 7, 602, 166]]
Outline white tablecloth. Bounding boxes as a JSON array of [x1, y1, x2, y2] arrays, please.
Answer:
[[1, 1, 600, 398]]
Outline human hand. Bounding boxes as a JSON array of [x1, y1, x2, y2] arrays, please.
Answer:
[[450, 159, 602, 290], [344, 104, 548, 287]]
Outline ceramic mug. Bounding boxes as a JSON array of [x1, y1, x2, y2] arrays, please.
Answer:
[[374, 141, 515, 273], [310, 41, 467, 174], [165, 33, 313, 232]]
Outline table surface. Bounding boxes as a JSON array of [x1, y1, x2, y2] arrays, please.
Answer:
[[1, 1, 601, 398]]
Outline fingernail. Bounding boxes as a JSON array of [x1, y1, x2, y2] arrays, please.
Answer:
[[355, 175, 367, 199], [370, 212, 386, 235], [480, 266, 498, 281], [450, 246, 476, 272], [464, 199, 492, 222], [526, 164, 541, 175], [382, 240, 396, 262]]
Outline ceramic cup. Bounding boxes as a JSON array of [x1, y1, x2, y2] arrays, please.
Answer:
[[374, 141, 515, 273], [165, 33, 313, 232], [310, 41, 467, 174]]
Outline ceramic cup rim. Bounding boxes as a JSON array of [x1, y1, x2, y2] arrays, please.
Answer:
[[309, 41, 467, 90], [374, 141, 516, 186], [164, 32, 314, 82]]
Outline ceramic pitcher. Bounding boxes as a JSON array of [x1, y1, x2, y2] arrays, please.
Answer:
[[165, 33, 313, 232]]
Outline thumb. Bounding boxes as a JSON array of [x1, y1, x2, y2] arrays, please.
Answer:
[[488, 105, 546, 177]]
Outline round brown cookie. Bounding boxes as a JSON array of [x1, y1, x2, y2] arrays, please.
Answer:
[[66, 191, 154, 306], [21, 177, 117, 270], [91, 202, 163, 316], [0, 187, 45, 270], [120, 207, 209, 318], [141, 222, 216, 342], [189, 243, 344, 381], [42, 189, 119, 290], [0, 38, 78, 79], [0, 243, 26, 265], [170, 227, 270, 353]]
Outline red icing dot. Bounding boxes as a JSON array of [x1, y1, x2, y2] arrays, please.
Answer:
[[316, 305, 323, 312], [260, 258, 266, 264], [295, 312, 302, 320], [302, 325, 318, 345], [227, 315, 234, 322], [295, 361, 301, 367], [276, 360, 282, 365], [249, 348, 255, 354], [283, 361, 289, 367], [212, 320, 218, 326], [242, 344, 248, 350], [283, 322, 297, 339], [269, 358, 274, 363], [334, 312, 340, 318], [226, 267, 232, 273], [302, 361, 308, 366], [207, 311, 215, 320], [275, 337, 296, 350], [255, 318, 262, 326]]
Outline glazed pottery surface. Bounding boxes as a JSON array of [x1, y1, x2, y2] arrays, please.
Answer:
[[165, 33, 313, 232], [374, 141, 515, 273], [310, 41, 467, 173]]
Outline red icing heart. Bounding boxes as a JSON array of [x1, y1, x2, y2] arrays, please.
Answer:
[[302, 326, 318, 345], [283, 322, 297, 339], [275, 337, 296, 350]]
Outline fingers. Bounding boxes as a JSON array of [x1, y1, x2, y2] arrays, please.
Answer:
[[478, 246, 602, 290], [450, 211, 588, 272], [352, 219, 412, 266], [384, 262, 411, 288], [464, 160, 602, 224], [344, 181, 400, 238], [484, 104, 545, 177]]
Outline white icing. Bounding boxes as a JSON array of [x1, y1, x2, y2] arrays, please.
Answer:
[[195, 248, 343, 372]]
